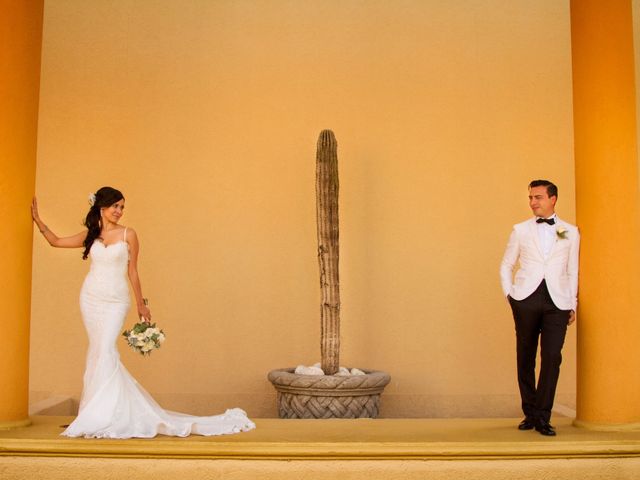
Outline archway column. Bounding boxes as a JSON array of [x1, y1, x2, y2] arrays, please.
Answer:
[[0, 0, 45, 428], [570, 0, 640, 428]]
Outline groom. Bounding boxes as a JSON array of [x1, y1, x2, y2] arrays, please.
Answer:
[[500, 180, 580, 436]]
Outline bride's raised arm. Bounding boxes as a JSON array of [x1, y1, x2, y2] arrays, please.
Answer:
[[31, 197, 87, 248]]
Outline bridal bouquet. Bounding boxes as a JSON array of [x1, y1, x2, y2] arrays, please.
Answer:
[[122, 321, 166, 356]]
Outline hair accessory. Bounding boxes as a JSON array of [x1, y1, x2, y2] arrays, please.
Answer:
[[88, 193, 96, 206]]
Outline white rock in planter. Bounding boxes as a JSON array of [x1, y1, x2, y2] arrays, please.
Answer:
[[294, 365, 324, 375]]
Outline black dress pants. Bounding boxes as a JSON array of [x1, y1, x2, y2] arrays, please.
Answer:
[[508, 280, 570, 423]]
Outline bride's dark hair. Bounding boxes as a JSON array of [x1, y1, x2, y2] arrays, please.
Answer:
[[82, 186, 125, 259]]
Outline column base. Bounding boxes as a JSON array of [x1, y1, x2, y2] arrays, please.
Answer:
[[573, 418, 640, 431], [0, 418, 31, 430]]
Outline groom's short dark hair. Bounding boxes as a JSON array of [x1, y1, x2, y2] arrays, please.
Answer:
[[529, 179, 558, 199]]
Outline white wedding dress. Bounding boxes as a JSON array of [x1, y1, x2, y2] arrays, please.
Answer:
[[62, 228, 255, 439]]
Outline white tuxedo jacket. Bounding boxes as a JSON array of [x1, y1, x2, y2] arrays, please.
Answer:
[[500, 217, 579, 310]]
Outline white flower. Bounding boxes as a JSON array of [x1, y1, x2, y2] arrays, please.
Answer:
[[88, 193, 96, 206], [556, 227, 568, 239]]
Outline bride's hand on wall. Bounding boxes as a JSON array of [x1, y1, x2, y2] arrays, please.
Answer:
[[31, 197, 43, 225], [31, 197, 51, 237]]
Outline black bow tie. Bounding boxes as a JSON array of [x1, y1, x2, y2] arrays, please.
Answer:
[[536, 217, 555, 225]]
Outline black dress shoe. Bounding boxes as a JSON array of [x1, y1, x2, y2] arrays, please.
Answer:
[[535, 421, 556, 436], [518, 418, 535, 430]]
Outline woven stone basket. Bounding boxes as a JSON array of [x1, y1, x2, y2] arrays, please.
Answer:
[[268, 368, 391, 419]]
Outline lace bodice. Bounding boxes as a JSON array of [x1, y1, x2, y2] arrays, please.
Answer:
[[88, 240, 129, 273], [81, 229, 129, 304]]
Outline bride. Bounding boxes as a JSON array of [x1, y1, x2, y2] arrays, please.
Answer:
[[31, 186, 255, 438]]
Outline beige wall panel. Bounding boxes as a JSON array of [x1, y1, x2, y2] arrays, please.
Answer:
[[31, 0, 576, 417]]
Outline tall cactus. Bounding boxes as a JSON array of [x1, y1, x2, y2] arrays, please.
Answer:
[[316, 130, 340, 375]]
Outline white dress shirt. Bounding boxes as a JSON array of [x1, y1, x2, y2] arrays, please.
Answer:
[[536, 213, 557, 259]]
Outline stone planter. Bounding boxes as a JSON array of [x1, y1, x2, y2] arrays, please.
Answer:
[[268, 368, 391, 419]]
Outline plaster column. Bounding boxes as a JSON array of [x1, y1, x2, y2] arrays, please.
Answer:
[[570, 0, 640, 428], [0, 0, 44, 428]]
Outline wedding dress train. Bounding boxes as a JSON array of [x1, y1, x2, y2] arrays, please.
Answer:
[[62, 228, 255, 438]]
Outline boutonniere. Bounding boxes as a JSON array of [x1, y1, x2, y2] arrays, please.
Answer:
[[556, 227, 568, 239]]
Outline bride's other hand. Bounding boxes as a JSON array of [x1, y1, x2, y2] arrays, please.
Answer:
[[138, 305, 151, 324]]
